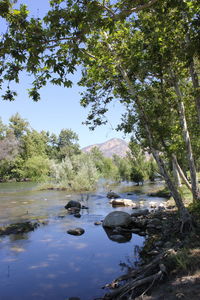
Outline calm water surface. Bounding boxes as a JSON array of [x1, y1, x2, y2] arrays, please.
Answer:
[[0, 181, 164, 300]]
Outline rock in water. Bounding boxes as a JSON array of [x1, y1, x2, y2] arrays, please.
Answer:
[[65, 200, 81, 209], [103, 211, 132, 228], [67, 228, 85, 236], [131, 209, 149, 217], [106, 191, 120, 199], [109, 198, 138, 207]]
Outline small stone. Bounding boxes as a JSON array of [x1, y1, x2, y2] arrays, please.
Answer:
[[81, 205, 89, 209], [67, 228, 85, 236], [74, 213, 81, 218], [94, 221, 102, 225], [107, 191, 120, 199]]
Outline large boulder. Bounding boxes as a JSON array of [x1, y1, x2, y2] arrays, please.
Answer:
[[103, 211, 132, 228], [65, 200, 81, 210]]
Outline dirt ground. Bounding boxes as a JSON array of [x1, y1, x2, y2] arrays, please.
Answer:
[[136, 271, 200, 300]]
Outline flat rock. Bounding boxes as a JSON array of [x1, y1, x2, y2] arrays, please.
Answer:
[[109, 198, 138, 207]]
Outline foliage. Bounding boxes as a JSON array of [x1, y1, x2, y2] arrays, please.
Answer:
[[0, 131, 19, 160], [0, 114, 160, 187], [49, 153, 99, 191], [0, 0, 199, 201], [22, 155, 50, 181], [9, 113, 29, 138], [112, 154, 132, 181]]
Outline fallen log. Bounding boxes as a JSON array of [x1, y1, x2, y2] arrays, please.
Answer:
[[103, 251, 166, 288], [104, 265, 165, 299], [103, 252, 168, 299]]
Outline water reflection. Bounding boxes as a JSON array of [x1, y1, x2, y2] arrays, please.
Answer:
[[0, 181, 165, 299], [103, 227, 132, 243]]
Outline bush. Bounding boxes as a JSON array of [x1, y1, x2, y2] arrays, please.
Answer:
[[22, 155, 50, 181], [130, 167, 144, 185], [49, 153, 99, 191]]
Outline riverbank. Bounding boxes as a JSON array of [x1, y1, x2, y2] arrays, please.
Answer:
[[102, 205, 200, 299]]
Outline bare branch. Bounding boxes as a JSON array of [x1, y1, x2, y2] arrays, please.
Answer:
[[118, 0, 159, 19]]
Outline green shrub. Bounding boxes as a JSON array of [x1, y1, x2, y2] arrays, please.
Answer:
[[23, 155, 50, 181]]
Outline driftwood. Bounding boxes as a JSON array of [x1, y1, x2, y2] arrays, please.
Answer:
[[103, 251, 168, 299], [104, 252, 166, 287]]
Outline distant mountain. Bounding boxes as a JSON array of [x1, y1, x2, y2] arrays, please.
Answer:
[[82, 138, 130, 158]]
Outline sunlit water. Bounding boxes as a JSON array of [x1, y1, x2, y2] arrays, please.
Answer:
[[0, 181, 165, 300]]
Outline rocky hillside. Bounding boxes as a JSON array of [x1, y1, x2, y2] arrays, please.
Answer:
[[82, 138, 130, 158]]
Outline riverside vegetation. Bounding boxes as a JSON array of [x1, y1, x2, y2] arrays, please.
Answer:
[[0, 0, 200, 298], [0, 114, 158, 191]]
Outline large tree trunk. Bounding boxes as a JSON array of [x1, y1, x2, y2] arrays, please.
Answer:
[[172, 156, 182, 188], [172, 154, 192, 192], [103, 35, 192, 228], [172, 73, 200, 202], [140, 110, 192, 231], [141, 119, 192, 232], [120, 73, 190, 221], [189, 60, 200, 126]]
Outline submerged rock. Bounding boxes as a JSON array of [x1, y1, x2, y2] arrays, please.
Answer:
[[103, 211, 132, 228], [67, 228, 85, 236], [67, 207, 80, 214], [94, 221, 102, 225], [106, 191, 120, 199], [0, 221, 39, 236], [74, 213, 81, 218]]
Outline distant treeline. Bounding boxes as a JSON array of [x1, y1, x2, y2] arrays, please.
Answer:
[[0, 113, 157, 191]]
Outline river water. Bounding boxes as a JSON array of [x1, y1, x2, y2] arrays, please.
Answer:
[[0, 181, 165, 300]]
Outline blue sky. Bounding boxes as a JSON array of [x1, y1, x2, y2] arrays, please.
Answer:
[[0, 0, 130, 148]]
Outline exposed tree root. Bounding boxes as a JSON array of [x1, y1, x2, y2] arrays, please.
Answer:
[[103, 252, 168, 299], [180, 213, 195, 234]]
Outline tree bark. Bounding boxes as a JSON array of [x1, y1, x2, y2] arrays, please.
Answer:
[[102, 35, 192, 227], [172, 156, 182, 187], [172, 154, 192, 192], [172, 73, 200, 202], [189, 59, 200, 126]]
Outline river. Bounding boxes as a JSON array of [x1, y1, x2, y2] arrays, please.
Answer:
[[0, 181, 165, 300]]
